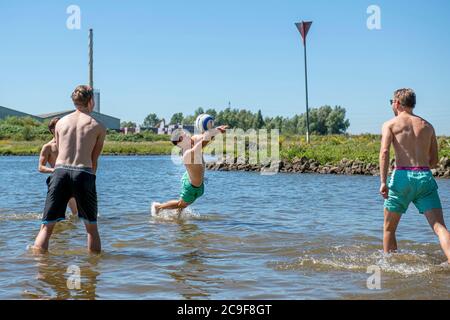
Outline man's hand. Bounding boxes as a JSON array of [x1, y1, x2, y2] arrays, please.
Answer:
[[380, 183, 389, 199], [216, 125, 229, 133], [202, 125, 228, 143]]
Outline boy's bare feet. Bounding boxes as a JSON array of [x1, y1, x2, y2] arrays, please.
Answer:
[[151, 202, 161, 216]]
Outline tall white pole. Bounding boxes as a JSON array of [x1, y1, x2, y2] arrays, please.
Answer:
[[89, 29, 94, 89]]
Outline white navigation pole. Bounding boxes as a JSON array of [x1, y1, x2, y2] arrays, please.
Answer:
[[88, 28, 100, 113], [89, 28, 94, 89]]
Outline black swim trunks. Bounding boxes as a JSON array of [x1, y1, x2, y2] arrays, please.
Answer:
[[42, 165, 98, 224]]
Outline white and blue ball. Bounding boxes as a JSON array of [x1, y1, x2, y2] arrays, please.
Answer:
[[195, 114, 215, 133]]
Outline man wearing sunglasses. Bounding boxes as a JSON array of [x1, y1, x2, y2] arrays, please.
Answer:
[[380, 88, 450, 263]]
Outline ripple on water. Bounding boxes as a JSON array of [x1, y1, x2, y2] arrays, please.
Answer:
[[1, 156, 449, 299], [0, 212, 42, 221], [270, 241, 450, 277]]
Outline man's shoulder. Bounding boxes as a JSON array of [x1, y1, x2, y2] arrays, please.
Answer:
[[40, 141, 53, 153], [382, 118, 396, 129], [85, 114, 105, 131], [60, 112, 76, 121], [414, 114, 433, 128], [55, 112, 75, 128], [93, 119, 107, 134], [75, 113, 106, 133]]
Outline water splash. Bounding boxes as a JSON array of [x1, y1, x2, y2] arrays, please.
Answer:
[[271, 244, 450, 276], [150, 203, 201, 222], [0, 212, 42, 221]]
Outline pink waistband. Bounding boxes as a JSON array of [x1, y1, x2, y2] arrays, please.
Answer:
[[395, 166, 430, 171]]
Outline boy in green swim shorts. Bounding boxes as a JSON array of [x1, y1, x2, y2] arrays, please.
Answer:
[[380, 88, 450, 263], [152, 124, 228, 215]]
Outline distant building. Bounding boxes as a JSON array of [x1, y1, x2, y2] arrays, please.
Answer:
[[0, 106, 41, 121], [137, 127, 158, 134], [137, 120, 195, 135], [0, 106, 120, 131], [38, 110, 120, 131]]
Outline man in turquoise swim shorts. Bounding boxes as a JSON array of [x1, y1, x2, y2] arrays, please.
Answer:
[[152, 124, 228, 215], [380, 88, 450, 263]]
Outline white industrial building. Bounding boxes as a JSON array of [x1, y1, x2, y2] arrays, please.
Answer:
[[0, 105, 120, 130]]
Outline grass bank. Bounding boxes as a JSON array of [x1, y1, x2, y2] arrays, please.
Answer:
[[0, 140, 174, 156], [1, 135, 449, 166], [280, 134, 450, 165]]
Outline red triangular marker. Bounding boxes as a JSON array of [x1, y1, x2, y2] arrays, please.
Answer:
[[295, 21, 313, 45]]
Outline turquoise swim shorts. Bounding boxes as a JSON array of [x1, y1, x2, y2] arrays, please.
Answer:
[[384, 169, 442, 214], [180, 172, 204, 204]]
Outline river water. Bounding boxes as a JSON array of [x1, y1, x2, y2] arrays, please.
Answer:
[[0, 156, 449, 299]]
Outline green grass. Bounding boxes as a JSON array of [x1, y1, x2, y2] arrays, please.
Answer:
[[0, 140, 44, 155], [280, 134, 450, 165], [102, 141, 173, 155], [1, 135, 449, 166], [0, 140, 174, 156]]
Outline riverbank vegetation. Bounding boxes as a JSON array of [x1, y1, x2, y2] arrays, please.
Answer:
[[1, 116, 448, 169]]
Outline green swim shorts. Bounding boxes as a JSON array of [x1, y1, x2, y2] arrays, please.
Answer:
[[384, 169, 442, 215], [180, 172, 204, 204]]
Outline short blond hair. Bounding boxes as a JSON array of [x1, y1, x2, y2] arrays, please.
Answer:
[[71, 85, 94, 108], [394, 88, 416, 109]]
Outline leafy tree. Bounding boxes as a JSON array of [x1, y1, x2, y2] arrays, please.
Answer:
[[143, 113, 160, 127], [205, 109, 217, 118], [121, 121, 137, 129], [179, 105, 350, 134], [309, 105, 332, 135], [253, 110, 265, 129], [169, 112, 184, 125], [182, 115, 196, 125], [326, 106, 350, 134], [194, 107, 205, 117]]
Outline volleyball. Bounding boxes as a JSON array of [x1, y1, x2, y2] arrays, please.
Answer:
[[195, 114, 215, 133]]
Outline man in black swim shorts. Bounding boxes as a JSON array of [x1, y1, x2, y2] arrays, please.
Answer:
[[33, 85, 106, 253], [43, 165, 97, 224]]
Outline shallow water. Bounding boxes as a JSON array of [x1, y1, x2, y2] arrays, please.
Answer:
[[0, 156, 449, 300]]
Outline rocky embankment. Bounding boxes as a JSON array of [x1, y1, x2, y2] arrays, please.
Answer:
[[206, 157, 450, 178]]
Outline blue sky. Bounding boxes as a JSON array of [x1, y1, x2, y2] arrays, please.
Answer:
[[0, 0, 449, 134]]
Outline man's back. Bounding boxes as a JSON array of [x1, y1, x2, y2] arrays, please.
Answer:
[[56, 111, 104, 168], [42, 140, 58, 167], [380, 88, 449, 264], [386, 113, 435, 167]]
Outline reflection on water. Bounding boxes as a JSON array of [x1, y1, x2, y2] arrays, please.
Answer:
[[0, 156, 449, 299], [23, 253, 100, 300], [168, 223, 211, 299]]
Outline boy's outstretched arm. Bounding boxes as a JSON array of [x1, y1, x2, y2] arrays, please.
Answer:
[[201, 125, 229, 148], [186, 126, 228, 165]]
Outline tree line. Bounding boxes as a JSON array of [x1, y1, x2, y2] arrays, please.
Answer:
[[121, 105, 351, 135]]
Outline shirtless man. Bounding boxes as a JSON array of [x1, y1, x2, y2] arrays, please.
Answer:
[[39, 117, 78, 216], [380, 88, 450, 263], [152, 125, 228, 215], [33, 85, 106, 253]]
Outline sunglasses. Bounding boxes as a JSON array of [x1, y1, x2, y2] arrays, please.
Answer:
[[390, 99, 396, 105]]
